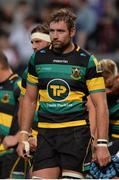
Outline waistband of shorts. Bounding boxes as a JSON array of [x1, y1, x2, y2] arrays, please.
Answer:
[[38, 119, 87, 128]]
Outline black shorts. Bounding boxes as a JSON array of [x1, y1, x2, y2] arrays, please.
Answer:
[[33, 125, 92, 173]]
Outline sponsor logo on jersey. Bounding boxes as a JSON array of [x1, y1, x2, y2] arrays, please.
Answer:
[[53, 59, 68, 63], [47, 79, 70, 101]]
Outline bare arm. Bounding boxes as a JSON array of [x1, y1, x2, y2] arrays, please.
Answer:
[[90, 92, 109, 140], [17, 84, 38, 158], [20, 84, 38, 132], [90, 91, 110, 166], [87, 95, 96, 138], [18, 95, 24, 126]]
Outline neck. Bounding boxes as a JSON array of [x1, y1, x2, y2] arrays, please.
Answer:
[[63, 42, 75, 54], [0, 69, 13, 82], [52, 42, 75, 54]]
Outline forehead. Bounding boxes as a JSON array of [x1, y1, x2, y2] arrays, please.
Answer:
[[50, 21, 68, 30]]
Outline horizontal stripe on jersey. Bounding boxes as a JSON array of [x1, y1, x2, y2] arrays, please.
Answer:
[[38, 119, 87, 128], [39, 101, 85, 114]]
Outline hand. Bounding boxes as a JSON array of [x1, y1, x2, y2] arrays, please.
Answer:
[[16, 141, 30, 159], [95, 146, 111, 167], [87, 159, 118, 179], [2, 135, 19, 149], [28, 137, 37, 152]]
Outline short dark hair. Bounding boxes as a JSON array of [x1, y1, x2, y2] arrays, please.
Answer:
[[0, 51, 9, 69], [31, 23, 49, 35], [48, 8, 77, 30]]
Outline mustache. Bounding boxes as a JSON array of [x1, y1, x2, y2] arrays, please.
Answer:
[[51, 40, 61, 44]]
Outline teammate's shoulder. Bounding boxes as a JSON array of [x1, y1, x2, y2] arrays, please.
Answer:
[[9, 73, 20, 81], [9, 74, 21, 88], [36, 46, 50, 55]]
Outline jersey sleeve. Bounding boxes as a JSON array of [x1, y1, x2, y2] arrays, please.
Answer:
[[27, 53, 39, 86], [14, 77, 21, 100], [86, 55, 105, 94], [21, 68, 28, 96]]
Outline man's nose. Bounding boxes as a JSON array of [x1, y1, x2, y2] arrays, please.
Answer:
[[32, 43, 36, 49], [32, 44, 37, 52], [53, 31, 58, 39]]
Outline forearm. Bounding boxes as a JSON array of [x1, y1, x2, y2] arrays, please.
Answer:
[[87, 96, 97, 138], [96, 102, 109, 140], [20, 95, 36, 133], [88, 106, 96, 137], [18, 96, 24, 126]]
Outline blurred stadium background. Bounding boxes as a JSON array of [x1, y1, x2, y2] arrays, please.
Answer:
[[0, 0, 119, 75]]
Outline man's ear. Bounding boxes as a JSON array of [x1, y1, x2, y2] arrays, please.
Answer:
[[70, 28, 76, 38]]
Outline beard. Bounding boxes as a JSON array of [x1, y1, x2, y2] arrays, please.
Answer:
[[51, 40, 71, 54]]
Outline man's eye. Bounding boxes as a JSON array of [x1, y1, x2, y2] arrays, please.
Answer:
[[35, 41, 41, 43], [58, 30, 65, 32], [49, 29, 54, 32]]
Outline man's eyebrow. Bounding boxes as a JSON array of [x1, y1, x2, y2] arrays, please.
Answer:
[[49, 28, 65, 31]]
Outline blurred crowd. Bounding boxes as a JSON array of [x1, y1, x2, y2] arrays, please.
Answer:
[[0, 0, 119, 75]]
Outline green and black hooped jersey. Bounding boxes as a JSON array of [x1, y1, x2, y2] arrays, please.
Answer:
[[107, 92, 119, 139], [27, 45, 105, 129], [21, 68, 38, 137], [0, 74, 21, 136]]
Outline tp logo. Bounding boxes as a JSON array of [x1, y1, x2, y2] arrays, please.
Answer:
[[47, 79, 70, 101]]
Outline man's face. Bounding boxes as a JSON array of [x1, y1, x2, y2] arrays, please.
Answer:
[[49, 21, 73, 52], [31, 38, 49, 52]]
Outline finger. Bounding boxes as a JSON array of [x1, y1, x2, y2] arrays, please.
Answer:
[[17, 146, 25, 158], [98, 156, 111, 167]]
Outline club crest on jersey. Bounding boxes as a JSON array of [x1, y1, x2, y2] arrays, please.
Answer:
[[71, 67, 81, 80], [1, 93, 9, 103], [96, 62, 103, 73]]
